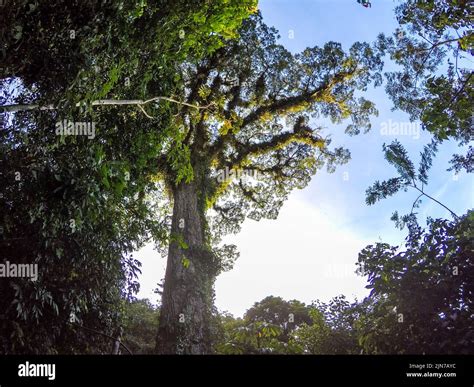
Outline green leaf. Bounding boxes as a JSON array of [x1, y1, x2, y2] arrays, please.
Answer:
[[181, 257, 190, 269]]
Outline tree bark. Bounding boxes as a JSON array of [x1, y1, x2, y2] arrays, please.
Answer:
[[155, 180, 215, 354], [111, 327, 123, 355]]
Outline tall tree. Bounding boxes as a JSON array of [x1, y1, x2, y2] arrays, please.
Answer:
[[153, 14, 383, 353]]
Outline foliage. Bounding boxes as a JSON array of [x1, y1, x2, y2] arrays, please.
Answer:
[[214, 314, 287, 354], [366, 139, 459, 225], [289, 296, 361, 354], [356, 211, 474, 354], [367, 139, 429, 202], [0, 0, 257, 106], [0, 0, 256, 354], [375, 0, 473, 172], [214, 296, 312, 354], [213, 296, 360, 354], [245, 296, 311, 340], [122, 299, 160, 354]]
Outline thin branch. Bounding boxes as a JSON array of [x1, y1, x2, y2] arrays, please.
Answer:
[[40, 306, 133, 354], [0, 104, 55, 112], [67, 320, 133, 355], [417, 32, 434, 47], [410, 192, 424, 216], [137, 104, 155, 119], [411, 185, 458, 219], [140, 96, 215, 110], [447, 72, 473, 108], [0, 97, 214, 114], [416, 37, 463, 52]]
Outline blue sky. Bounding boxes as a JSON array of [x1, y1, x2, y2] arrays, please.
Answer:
[[137, 0, 473, 316]]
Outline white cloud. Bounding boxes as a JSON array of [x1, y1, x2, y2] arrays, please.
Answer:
[[135, 244, 166, 305], [215, 194, 372, 316]]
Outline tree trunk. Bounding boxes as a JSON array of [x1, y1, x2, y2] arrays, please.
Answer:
[[111, 327, 123, 355], [155, 180, 215, 354]]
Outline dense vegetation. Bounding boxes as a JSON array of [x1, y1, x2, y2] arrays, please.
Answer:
[[0, 0, 472, 354]]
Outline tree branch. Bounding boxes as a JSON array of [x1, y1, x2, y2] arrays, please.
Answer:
[[240, 70, 354, 129], [0, 97, 213, 114], [208, 70, 355, 159], [416, 36, 467, 52], [411, 184, 459, 219], [226, 123, 324, 172]]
